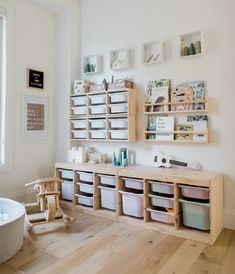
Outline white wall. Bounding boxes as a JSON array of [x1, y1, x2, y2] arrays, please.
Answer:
[[0, 0, 56, 201], [70, 0, 234, 228]]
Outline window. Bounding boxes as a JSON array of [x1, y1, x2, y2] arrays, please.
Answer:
[[0, 7, 7, 167]]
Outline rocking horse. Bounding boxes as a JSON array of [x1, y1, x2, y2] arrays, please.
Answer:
[[24, 177, 74, 231]]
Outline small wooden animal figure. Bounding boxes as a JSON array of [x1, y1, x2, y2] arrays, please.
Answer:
[[171, 85, 193, 111]]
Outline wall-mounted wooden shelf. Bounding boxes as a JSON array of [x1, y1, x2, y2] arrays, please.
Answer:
[[82, 55, 102, 75]]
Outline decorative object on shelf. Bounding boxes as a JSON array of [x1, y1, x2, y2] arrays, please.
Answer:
[[179, 31, 204, 58], [141, 40, 164, 64], [73, 80, 90, 94], [154, 151, 200, 170], [108, 78, 134, 90], [171, 85, 194, 111], [150, 86, 169, 112], [102, 78, 108, 91], [147, 79, 170, 105], [27, 68, 44, 90], [110, 48, 131, 70], [90, 83, 104, 92], [175, 124, 193, 141], [155, 116, 174, 141], [21, 94, 49, 140], [67, 147, 87, 163], [82, 55, 101, 74]]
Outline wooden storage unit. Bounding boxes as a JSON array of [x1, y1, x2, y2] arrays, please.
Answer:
[[55, 162, 223, 245], [144, 97, 210, 144], [70, 88, 137, 142]]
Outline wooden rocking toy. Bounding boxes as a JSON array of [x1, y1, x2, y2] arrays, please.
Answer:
[[24, 177, 74, 231]]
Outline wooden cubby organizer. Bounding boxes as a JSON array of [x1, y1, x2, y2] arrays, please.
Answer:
[[70, 88, 137, 142], [144, 97, 210, 143], [56, 163, 223, 245]]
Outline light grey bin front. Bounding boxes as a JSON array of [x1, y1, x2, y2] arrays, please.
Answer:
[[179, 199, 210, 230]]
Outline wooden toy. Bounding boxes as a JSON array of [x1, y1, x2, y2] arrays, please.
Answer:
[[24, 177, 74, 231]]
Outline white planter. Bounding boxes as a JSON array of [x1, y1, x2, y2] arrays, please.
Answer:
[[98, 174, 116, 186], [123, 178, 143, 190], [71, 96, 87, 106], [61, 181, 74, 201], [109, 92, 127, 103], [71, 120, 87, 129], [90, 130, 106, 139], [147, 208, 175, 224], [110, 130, 128, 139], [148, 181, 174, 195], [109, 103, 128, 114], [89, 119, 106, 129], [72, 106, 87, 115], [59, 169, 73, 180], [76, 193, 93, 207], [77, 171, 93, 183], [89, 95, 106, 105], [89, 105, 106, 115], [98, 186, 116, 210], [119, 190, 143, 218], [72, 130, 87, 139], [77, 182, 93, 194], [109, 119, 128, 129]]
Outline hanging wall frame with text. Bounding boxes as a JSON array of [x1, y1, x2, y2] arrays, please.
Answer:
[[27, 68, 44, 89], [21, 94, 49, 140]]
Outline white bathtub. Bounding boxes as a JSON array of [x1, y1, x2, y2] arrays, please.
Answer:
[[0, 198, 25, 264]]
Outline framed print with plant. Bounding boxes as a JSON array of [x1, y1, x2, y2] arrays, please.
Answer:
[[21, 94, 49, 140]]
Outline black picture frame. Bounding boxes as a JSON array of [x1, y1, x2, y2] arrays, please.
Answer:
[[27, 68, 44, 90]]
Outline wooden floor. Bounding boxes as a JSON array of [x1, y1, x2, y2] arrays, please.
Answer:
[[1, 211, 235, 274]]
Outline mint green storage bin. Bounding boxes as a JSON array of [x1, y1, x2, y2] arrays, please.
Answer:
[[179, 199, 210, 230]]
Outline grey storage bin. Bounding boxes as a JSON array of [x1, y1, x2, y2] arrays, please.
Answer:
[[179, 199, 210, 230], [148, 194, 174, 208], [123, 178, 143, 190], [59, 169, 73, 180], [77, 182, 93, 194], [98, 185, 116, 210], [75, 193, 93, 207], [61, 180, 74, 201], [119, 190, 144, 218], [77, 171, 93, 183], [147, 208, 175, 224], [148, 181, 174, 195], [179, 185, 209, 200], [98, 174, 116, 186]]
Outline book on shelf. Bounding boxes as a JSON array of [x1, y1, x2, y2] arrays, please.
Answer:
[[146, 117, 156, 139], [150, 86, 169, 112], [186, 80, 206, 110], [175, 124, 193, 141], [155, 116, 174, 141]]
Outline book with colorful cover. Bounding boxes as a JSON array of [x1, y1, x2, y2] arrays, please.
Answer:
[[175, 124, 193, 141], [155, 116, 174, 141], [186, 80, 206, 110]]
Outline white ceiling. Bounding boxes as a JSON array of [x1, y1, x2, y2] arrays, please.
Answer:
[[30, 0, 72, 13]]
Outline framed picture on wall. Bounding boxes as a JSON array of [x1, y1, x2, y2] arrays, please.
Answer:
[[27, 68, 44, 90], [21, 94, 49, 140]]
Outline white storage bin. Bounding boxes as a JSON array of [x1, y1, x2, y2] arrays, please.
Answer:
[[89, 105, 106, 115], [89, 119, 106, 129], [119, 190, 144, 218], [61, 180, 74, 201], [72, 106, 87, 115], [179, 185, 209, 200], [110, 130, 128, 139], [98, 185, 116, 210], [72, 130, 87, 139], [109, 103, 128, 114], [89, 94, 106, 105], [77, 182, 93, 194], [148, 194, 174, 208], [149, 181, 174, 195], [109, 119, 128, 129], [71, 120, 87, 129], [123, 178, 143, 190], [71, 96, 86, 106], [147, 208, 175, 224], [98, 174, 116, 186], [179, 199, 210, 230], [59, 169, 73, 180], [77, 171, 93, 183], [75, 193, 93, 207], [109, 92, 127, 103], [90, 130, 106, 139]]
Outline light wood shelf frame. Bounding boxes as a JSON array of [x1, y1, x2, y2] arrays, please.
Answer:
[[69, 88, 137, 142], [56, 162, 223, 245]]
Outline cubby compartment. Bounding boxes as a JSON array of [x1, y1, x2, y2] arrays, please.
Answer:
[[77, 171, 93, 183], [71, 96, 87, 106], [123, 177, 143, 191], [179, 185, 209, 200], [71, 106, 87, 116], [75, 193, 93, 207], [98, 185, 116, 210], [61, 180, 74, 201], [59, 169, 73, 180], [109, 118, 128, 129], [179, 31, 204, 58], [119, 189, 144, 218], [141, 40, 164, 64], [98, 174, 116, 187], [89, 105, 106, 115], [89, 94, 106, 105], [148, 194, 174, 208], [109, 103, 128, 114], [89, 130, 106, 139], [109, 130, 128, 140], [71, 120, 87, 129], [77, 182, 93, 194], [179, 199, 210, 230], [89, 119, 106, 129], [109, 48, 130, 70], [109, 92, 127, 103], [146, 207, 174, 224], [148, 181, 174, 195], [72, 130, 87, 139]]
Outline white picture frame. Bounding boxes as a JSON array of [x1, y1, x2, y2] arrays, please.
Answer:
[[21, 94, 49, 140]]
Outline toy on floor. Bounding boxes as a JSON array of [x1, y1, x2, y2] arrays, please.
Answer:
[[24, 177, 74, 231]]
